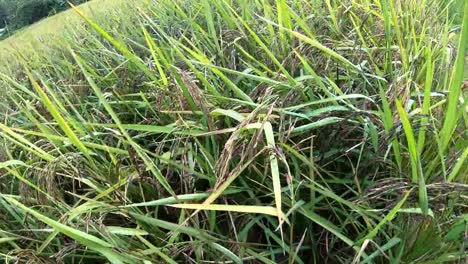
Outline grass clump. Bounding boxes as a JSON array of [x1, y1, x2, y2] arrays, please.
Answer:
[[0, 0, 467, 263]]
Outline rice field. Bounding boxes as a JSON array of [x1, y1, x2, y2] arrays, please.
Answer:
[[0, 0, 467, 263]]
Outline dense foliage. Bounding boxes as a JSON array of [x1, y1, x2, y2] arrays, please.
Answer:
[[0, 0, 466, 263], [0, 0, 89, 36], [0, 4, 7, 28]]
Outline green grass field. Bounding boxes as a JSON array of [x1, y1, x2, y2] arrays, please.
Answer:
[[0, 0, 467, 263]]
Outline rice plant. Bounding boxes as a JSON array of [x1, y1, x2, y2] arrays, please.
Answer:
[[0, 0, 466, 263]]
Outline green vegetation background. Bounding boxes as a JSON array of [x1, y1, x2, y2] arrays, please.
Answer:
[[0, 0, 466, 263]]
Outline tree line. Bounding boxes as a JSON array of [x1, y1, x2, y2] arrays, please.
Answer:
[[0, 0, 89, 37]]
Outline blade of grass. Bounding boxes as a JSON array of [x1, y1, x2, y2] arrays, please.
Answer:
[[168, 204, 281, 217], [395, 99, 428, 214], [440, 0, 468, 151], [264, 121, 284, 226]]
